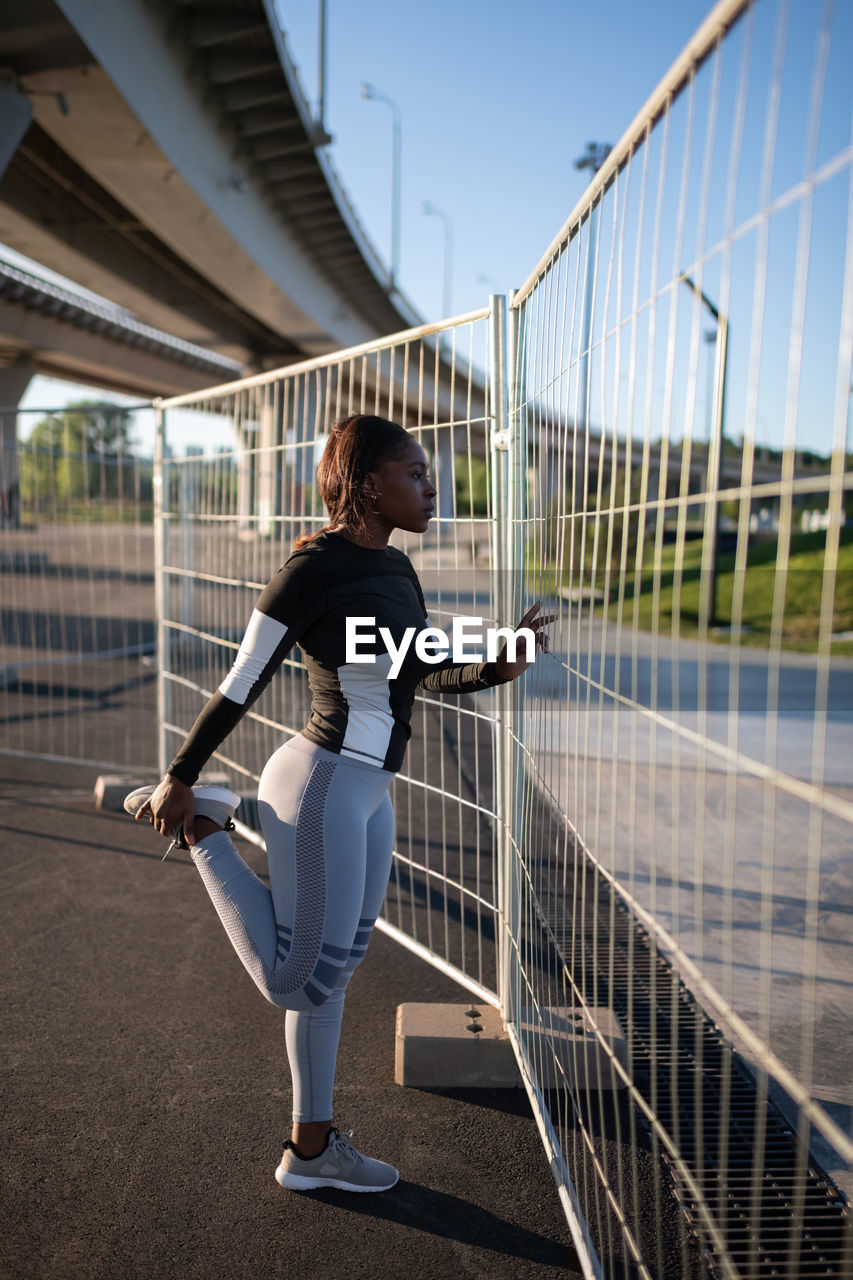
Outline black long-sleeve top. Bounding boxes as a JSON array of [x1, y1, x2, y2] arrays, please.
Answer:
[[168, 529, 510, 783]]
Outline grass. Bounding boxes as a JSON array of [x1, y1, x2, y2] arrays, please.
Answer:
[[534, 527, 853, 656], [19, 503, 154, 526]]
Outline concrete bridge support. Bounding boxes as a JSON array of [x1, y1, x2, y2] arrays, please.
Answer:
[[0, 362, 35, 528], [434, 428, 456, 522]]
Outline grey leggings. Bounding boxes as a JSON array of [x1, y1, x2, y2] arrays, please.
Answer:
[[190, 734, 394, 1122]]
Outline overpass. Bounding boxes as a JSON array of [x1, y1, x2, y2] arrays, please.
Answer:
[[0, 251, 246, 526], [0, 0, 440, 523], [5, 3, 821, 537], [0, 254, 243, 399], [0, 0, 422, 380]]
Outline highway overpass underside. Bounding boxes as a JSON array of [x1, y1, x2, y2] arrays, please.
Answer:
[[0, 0, 420, 380]]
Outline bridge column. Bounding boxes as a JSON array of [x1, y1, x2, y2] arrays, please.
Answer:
[[236, 417, 262, 536], [257, 394, 287, 540], [434, 428, 455, 522], [239, 379, 325, 541], [0, 362, 35, 528], [286, 378, 324, 539]]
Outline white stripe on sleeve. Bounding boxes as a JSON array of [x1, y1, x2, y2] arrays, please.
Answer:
[[218, 609, 288, 705]]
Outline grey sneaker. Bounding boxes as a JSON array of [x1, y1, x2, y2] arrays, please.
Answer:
[[275, 1128, 399, 1193], [123, 783, 240, 858]]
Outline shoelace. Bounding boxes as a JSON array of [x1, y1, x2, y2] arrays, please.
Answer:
[[162, 833, 183, 861], [162, 818, 235, 860], [331, 1130, 364, 1165]]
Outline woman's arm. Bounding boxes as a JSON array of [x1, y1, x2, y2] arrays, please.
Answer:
[[418, 603, 552, 693], [136, 554, 327, 844]]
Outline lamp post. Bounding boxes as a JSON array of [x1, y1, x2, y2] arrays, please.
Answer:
[[574, 140, 612, 176], [422, 200, 453, 318], [311, 0, 333, 146], [680, 273, 729, 631], [360, 81, 401, 291], [573, 142, 611, 429]]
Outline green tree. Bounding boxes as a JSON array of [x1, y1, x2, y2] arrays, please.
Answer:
[[454, 453, 490, 516], [20, 402, 146, 509], [535, 463, 643, 578]]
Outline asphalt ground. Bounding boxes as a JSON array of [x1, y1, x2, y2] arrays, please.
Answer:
[[0, 754, 581, 1280]]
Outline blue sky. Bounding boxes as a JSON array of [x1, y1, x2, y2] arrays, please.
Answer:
[[278, 0, 717, 319]]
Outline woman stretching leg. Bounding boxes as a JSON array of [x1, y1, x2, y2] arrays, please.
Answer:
[[193, 738, 394, 1131], [131, 414, 551, 1192]]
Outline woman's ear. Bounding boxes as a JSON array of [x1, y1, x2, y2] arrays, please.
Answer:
[[364, 470, 383, 500]]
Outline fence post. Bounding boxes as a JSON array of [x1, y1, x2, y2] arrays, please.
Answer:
[[504, 292, 529, 1033], [490, 290, 531, 1033], [153, 399, 170, 778], [488, 294, 511, 1022], [503, 292, 604, 1280]]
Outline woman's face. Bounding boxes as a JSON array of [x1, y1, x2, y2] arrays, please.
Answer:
[[368, 441, 437, 535]]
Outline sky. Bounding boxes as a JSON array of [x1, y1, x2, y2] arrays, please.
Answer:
[[12, 0, 717, 444], [277, 0, 717, 319]]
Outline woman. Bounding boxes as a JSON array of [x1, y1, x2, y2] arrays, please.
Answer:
[[128, 414, 549, 1194]]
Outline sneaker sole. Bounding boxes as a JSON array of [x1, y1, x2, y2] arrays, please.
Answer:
[[275, 1167, 398, 1193], [123, 786, 157, 817], [123, 785, 240, 819]]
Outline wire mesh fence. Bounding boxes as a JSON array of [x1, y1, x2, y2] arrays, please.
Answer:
[[507, 0, 853, 1273], [157, 309, 507, 1002], [1, 404, 159, 771], [5, 0, 852, 1273]]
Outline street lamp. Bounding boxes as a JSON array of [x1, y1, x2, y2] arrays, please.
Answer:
[[572, 142, 612, 437], [421, 200, 453, 318], [360, 81, 401, 291], [311, 0, 333, 147], [680, 273, 729, 632], [574, 140, 611, 176]]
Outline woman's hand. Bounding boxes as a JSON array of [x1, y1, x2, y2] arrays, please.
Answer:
[[134, 775, 197, 847], [493, 601, 555, 682]]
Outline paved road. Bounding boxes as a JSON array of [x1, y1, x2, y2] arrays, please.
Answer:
[[0, 526, 713, 1275], [515, 614, 853, 1198], [412, 552, 853, 1196], [0, 754, 582, 1280], [6, 525, 847, 1270]]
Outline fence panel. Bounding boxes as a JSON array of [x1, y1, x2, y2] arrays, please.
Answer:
[[507, 0, 853, 1274], [1, 404, 158, 772], [5, 1, 852, 1270], [157, 309, 507, 1003]]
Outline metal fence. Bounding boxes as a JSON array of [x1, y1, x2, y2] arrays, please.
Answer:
[[0, 405, 159, 772], [155, 310, 506, 1004], [155, 1, 852, 1275], [6, 0, 852, 1273], [504, 0, 853, 1273]]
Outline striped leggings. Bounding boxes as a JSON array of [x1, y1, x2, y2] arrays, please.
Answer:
[[190, 733, 394, 1122]]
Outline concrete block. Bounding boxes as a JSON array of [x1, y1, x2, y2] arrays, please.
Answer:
[[518, 1005, 627, 1091], [93, 770, 233, 812], [395, 1003, 520, 1088], [395, 1002, 627, 1091], [94, 775, 156, 812]]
